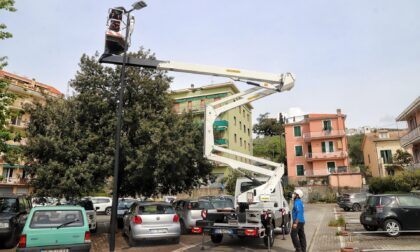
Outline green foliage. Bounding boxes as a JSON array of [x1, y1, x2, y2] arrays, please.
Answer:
[[0, 0, 16, 69], [347, 134, 364, 165], [393, 149, 413, 167], [0, 78, 16, 154], [221, 170, 242, 195], [25, 49, 213, 198], [253, 135, 286, 163], [368, 170, 420, 194], [253, 113, 284, 137], [329, 215, 345, 227]]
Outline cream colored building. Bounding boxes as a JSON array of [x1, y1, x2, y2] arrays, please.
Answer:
[[362, 129, 407, 177], [169, 82, 253, 186], [0, 70, 63, 194]]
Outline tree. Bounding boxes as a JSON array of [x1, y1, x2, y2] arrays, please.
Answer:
[[253, 135, 286, 163], [0, 0, 16, 69], [393, 149, 413, 167], [347, 134, 364, 165], [0, 77, 17, 155], [253, 113, 284, 137], [25, 49, 213, 198]]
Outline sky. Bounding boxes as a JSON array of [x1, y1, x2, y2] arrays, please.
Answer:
[[1, 0, 419, 129]]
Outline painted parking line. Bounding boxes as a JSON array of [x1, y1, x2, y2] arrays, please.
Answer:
[[334, 207, 346, 249]]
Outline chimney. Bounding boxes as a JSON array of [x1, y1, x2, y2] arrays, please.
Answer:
[[337, 109, 342, 115]]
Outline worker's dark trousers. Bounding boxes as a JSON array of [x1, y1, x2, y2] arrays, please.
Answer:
[[291, 222, 306, 252]]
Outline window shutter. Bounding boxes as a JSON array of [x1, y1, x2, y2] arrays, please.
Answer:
[[322, 142, 326, 153], [329, 141, 334, 152]]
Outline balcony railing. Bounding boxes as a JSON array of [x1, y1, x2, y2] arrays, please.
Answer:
[[0, 177, 30, 185], [213, 120, 228, 131], [303, 130, 346, 141], [400, 125, 420, 147], [305, 151, 348, 161], [214, 138, 228, 146]]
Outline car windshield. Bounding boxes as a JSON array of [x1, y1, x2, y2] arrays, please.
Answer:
[[211, 199, 234, 209], [30, 210, 84, 228], [138, 204, 175, 215], [0, 198, 17, 213]]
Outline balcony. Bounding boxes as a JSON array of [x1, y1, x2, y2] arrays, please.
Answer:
[[305, 151, 348, 161], [213, 120, 228, 131], [400, 125, 420, 148], [303, 130, 346, 142], [214, 138, 228, 147], [0, 177, 30, 185]]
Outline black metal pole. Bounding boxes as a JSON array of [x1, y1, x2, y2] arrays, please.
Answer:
[[109, 11, 131, 252]]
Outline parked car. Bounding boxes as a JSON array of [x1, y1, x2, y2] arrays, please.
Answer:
[[90, 197, 112, 215], [174, 199, 214, 234], [16, 205, 91, 251], [0, 194, 32, 249], [360, 194, 420, 236], [338, 192, 370, 211], [198, 195, 235, 209], [67, 199, 97, 233], [117, 198, 137, 228], [410, 190, 420, 197], [123, 201, 180, 246]]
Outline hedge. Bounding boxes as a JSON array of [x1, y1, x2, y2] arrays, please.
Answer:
[[368, 170, 420, 194]]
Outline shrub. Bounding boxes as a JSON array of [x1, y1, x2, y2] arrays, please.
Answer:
[[368, 171, 420, 194]]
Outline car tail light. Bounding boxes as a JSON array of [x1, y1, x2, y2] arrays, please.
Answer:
[[84, 231, 91, 243], [133, 215, 142, 224], [201, 209, 207, 219], [192, 227, 202, 233], [18, 234, 27, 248], [244, 229, 257, 236], [376, 205, 384, 213], [173, 214, 180, 223]]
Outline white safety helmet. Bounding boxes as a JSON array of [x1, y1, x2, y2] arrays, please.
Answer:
[[293, 189, 304, 198]]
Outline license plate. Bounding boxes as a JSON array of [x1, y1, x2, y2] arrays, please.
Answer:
[[365, 216, 372, 221], [214, 229, 233, 234], [150, 228, 167, 234], [41, 249, 69, 252]]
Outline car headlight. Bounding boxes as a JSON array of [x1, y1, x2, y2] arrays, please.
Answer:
[[0, 222, 10, 228]]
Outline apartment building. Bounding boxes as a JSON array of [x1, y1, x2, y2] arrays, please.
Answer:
[[362, 129, 408, 177], [396, 96, 420, 170], [285, 109, 361, 188], [169, 82, 253, 184], [0, 70, 63, 194]]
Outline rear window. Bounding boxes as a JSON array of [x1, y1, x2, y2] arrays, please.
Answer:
[[138, 204, 175, 215], [367, 196, 380, 207], [30, 210, 84, 228], [211, 199, 234, 209], [397, 196, 420, 207], [191, 201, 213, 210], [118, 200, 136, 209], [0, 198, 18, 213]]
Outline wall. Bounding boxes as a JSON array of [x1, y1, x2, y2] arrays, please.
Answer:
[[329, 173, 363, 188]]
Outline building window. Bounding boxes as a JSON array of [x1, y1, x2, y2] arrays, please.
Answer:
[[248, 143, 251, 150], [234, 116, 237, 126], [294, 126, 301, 137], [243, 109, 245, 117], [244, 125, 246, 133], [368, 154, 371, 164], [295, 146, 303, 156], [247, 113, 250, 122], [323, 120, 332, 131], [200, 99, 205, 108], [327, 162, 336, 173], [244, 140, 247, 149], [380, 150, 393, 164], [240, 138, 243, 147], [234, 134, 237, 143], [379, 132, 389, 139], [10, 114, 22, 126], [187, 101, 192, 111], [248, 128, 250, 136], [321, 141, 334, 153], [296, 165, 304, 176], [240, 121, 242, 129]]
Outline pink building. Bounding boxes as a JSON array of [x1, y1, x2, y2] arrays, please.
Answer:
[[285, 109, 360, 188]]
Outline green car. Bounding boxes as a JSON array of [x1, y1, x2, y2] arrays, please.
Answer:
[[17, 205, 91, 252]]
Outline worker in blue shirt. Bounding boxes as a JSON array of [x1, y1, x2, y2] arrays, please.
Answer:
[[291, 189, 306, 252]]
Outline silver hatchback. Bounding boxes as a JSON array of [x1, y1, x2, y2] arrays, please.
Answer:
[[123, 202, 181, 246]]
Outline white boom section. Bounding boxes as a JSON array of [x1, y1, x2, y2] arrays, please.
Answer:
[[147, 59, 295, 204]]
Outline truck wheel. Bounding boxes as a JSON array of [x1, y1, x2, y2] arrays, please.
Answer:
[[264, 223, 274, 248], [352, 203, 361, 212], [284, 219, 291, 235], [210, 234, 223, 244]]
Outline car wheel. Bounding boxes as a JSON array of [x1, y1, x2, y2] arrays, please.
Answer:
[[91, 225, 97, 233], [3, 227, 18, 249], [284, 218, 291, 235], [352, 203, 361, 212], [172, 237, 180, 244], [263, 223, 275, 248], [105, 207, 112, 216], [363, 225, 378, 231], [383, 219, 401, 237], [210, 234, 223, 244], [343, 207, 350, 212]]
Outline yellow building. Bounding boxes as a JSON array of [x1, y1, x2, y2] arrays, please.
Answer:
[[169, 82, 253, 186], [0, 70, 63, 194], [362, 129, 407, 177]]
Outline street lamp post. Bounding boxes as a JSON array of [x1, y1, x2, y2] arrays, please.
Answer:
[[109, 2, 146, 252]]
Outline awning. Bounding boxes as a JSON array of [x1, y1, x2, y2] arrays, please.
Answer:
[[1, 163, 29, 169]]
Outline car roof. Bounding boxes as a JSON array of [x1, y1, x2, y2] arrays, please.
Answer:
[[137, 201, 172, 206], [31, 205, 85, 211]]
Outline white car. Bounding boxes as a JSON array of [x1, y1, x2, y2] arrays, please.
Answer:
[[91, 197, 113, 215]]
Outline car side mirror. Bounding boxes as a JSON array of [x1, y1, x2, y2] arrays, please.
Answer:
[[96, 207, 100, 211], [274, 202, 279, 208]]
